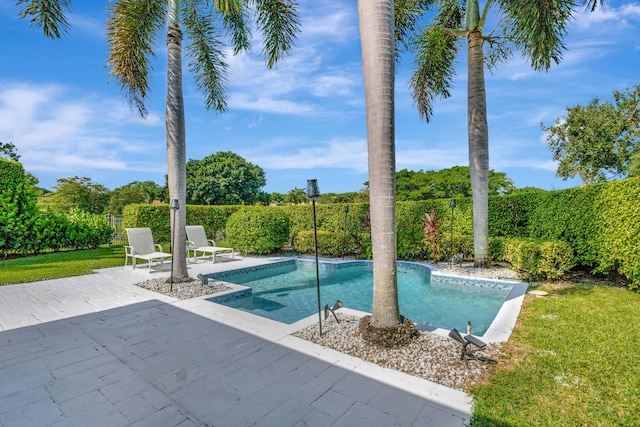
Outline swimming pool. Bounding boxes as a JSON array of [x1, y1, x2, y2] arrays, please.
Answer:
[[207, 259, 515, 335]]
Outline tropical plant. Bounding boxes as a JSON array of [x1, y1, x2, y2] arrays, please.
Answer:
[[421, 210, 442, 259], [401, 0, 604, 266], [18, 0, 300, 279]]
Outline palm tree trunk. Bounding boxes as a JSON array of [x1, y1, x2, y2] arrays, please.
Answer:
[[467, 29, 490, 267], [358, 0, 400, 328], [167, 2, 188, 279]]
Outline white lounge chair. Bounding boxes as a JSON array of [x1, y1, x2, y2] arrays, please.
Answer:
[[124, 227, 172, 272], [186, 225, 234, 263]]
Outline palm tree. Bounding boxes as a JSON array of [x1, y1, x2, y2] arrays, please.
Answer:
[[358, 0, 400, 329], [404, 0, 603, 267], [19, 0, 299, 279]]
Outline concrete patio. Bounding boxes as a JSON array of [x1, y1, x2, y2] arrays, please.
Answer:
[[0, 256, 473, 426]]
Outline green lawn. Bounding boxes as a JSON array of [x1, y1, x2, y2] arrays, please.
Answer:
[[471, 284, 640, 426], [0, 247, 125, 285]]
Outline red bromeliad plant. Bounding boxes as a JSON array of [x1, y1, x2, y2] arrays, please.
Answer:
[[422, 210, 442, 259]]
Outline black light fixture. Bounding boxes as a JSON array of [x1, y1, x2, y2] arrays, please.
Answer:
[[448, 328, 487, 361], [170, 199, 179, 291], [324, 300, 343, 323], [449, 199, 456, 269], [343, 205, 349, 259], [306, 179, 322, 336]]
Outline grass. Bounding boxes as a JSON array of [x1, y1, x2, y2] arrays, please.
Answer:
[[2, 249, 639, 425], [0, 247, 126, 285], [470, 281, 640, 426]]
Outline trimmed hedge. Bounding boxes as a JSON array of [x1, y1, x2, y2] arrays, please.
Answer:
[[226, 208, 291, 254], [501, 238, 575, 281], [122, 177, 640, 290]]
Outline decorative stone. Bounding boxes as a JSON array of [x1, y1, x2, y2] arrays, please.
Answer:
[[527, 289, 549, 297]]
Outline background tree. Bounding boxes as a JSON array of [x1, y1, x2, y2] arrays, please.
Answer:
[[401, 0, 603, 266], [186, 152, 267, 205], [19, 0, 300, 279], [542, 85, 640, 185], [396, 165, 514, 200], [0, 142, 20, 162], [107, 180, 164, 214], [38, 176, 110, 214], [286, 188, 307, 205]]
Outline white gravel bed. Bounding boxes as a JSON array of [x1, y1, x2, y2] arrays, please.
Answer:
[[293, 315, 501, 391], [134, 277, 230, 299]]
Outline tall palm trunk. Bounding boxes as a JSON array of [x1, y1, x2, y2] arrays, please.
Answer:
[[167, 1, 187, 279], [358, 0, 400, 328], [467, 28, 490, 267]]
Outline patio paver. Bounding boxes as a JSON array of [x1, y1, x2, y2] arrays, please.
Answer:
[[0, 257, 472, 426]]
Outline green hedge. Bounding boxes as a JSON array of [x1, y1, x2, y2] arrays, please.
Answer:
[[226, 207, 291, 254], [501, 238, 575, 281], [122, 177, 640, 289]]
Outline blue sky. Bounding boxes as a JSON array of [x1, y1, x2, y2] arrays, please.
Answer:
[[1, 1, 639, 195]]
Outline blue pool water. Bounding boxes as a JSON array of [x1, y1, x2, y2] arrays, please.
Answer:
[[207, 260, 514, 335]]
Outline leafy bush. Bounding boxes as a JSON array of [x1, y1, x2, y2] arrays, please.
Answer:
[[226, 208, 291, 254], [65, 208, 113, 249], [295, 230, 349, 257], [0, 159, 38, 256], [502, 238, 574, 281]]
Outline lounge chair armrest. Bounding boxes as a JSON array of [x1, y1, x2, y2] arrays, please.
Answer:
[[186, 240, 195, 247], [124, 245, 134, 256], [154, 243, 164, 252], [207, 239, 215, 246]]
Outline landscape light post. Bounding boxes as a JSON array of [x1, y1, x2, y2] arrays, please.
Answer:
[[343, 205, 349, 259], [449, 199, 456, 269], [170, 199, 179, 291], [306, 179, 322, 337]]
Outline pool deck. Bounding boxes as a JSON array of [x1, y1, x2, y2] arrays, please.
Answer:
[[0, 255, 523, 426]]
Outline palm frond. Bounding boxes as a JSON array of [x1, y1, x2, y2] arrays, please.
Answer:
[[213, 0, 242, 14], [408, 2, 462, 122], [584, 0, 605, 12], [17, 0, 73, 39], [221, 0, 252, 54], [106, 0, 166, 117], [410, 24, 460, 122], [395, 0, 435, 56], [497, 0, 574, 71], [254, 0, 301, 68], [182, 1, 230, 112]]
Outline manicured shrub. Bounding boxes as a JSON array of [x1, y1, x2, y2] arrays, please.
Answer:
[[65, 208, 113, 249], [226, 207, 291, 254], [502, 238, 574, 281], [295, 230, 349, 257]]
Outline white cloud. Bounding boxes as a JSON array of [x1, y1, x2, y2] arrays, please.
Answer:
[[229, 93, 317, 115], [0, 81, 164, 178], [248, 138, 368, 171], [396, 147, 468, 170], [572, 3, 640, 31]]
